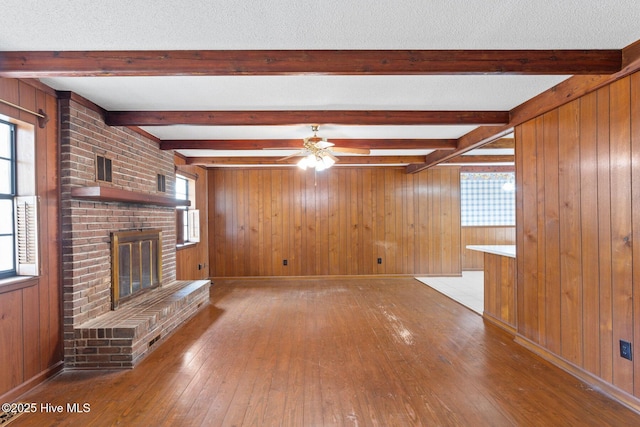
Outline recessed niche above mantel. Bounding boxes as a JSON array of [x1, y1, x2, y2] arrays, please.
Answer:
[[70, 186, 190, 208]]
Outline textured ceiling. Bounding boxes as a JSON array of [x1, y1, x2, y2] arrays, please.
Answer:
[[1, 0, 640, 167], [2, 0, 639, 50]]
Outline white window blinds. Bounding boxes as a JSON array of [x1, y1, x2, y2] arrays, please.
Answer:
[[15, 195, 39, 275]]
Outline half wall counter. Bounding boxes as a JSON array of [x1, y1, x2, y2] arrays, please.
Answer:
[[467, 245, 516, 334]]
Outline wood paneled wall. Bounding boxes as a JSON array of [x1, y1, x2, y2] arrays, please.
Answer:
[[461, 226, 515, 269], [208, 167, 461, 277], [483, 253, 516, 333], [0, 78, 62, 400], [175, 158, 210, 280], [515, 71, 640, 401]]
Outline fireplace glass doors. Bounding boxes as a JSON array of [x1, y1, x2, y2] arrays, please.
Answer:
[[111, 229, 162, 309]]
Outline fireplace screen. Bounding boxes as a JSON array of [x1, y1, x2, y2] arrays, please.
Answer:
[[111, 229, 162, 309]]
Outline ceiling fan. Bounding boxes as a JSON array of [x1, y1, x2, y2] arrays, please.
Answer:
[[279, 125, 370, 171]]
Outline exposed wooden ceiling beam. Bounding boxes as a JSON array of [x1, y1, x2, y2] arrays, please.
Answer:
[[406, 126, 513, 173], [106, 110, 508, 126], [0, 49, 622, 78], [186, 155, 426, 166], [160, 138, 457, 150], [442, 155, 514, 164], [482, 137, 515, 149], [406, 39, 640, 174], [621, 38, 640, 71], [510, 38, 640, 127]]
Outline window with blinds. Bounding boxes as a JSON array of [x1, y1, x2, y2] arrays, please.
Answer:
[[176, 174, 199, 246], [0, 120, 16, 279], [0, 119, 39, 280]]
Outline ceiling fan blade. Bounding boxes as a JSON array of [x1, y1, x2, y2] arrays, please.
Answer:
[[331, 147, 371, 155], [314, 140, 334, 149], [277, 151, 306, 161], [327, 151, 340, 162]]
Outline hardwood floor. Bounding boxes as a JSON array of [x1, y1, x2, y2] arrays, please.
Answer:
[[10, 277, 640, 426]]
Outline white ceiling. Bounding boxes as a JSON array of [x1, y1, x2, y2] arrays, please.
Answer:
[[2, 0, 640, 167], [2, 1, 638, 50]]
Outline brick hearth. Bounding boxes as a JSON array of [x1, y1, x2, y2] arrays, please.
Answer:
[[73, 280, 210, 368]]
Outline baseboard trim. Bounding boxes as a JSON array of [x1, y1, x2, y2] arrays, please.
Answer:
[[0, 361, 64, 403], [482, 312, 516, 336], [515, 334, 640, 416], [209, 274, 439, 281]]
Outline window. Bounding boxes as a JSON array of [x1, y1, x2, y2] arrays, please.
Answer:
[[175, 174, 199, 246], [0, 119, 38, 279], [460, 172, 515, 226], [0, 121, 16, 278]]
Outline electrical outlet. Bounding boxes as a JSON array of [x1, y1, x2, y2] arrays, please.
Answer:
[[620, 340, 633, 361], [377, 258, 382, 264], [283, 259, 288, 266]]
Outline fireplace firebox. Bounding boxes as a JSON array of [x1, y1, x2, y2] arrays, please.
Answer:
[[111, 229, 162, 309]]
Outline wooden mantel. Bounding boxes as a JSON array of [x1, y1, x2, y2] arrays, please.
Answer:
[[71, 185, 189, 207]]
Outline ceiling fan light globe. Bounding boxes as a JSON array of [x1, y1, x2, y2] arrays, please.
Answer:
[[297, 157, 308, 170], [306, 154, 317, 167], [321, 155, 336, 168]]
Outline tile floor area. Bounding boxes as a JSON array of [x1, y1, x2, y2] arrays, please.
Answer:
[[415, 271, 484, 315]]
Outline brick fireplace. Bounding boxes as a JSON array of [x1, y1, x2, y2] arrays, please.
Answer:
[[59, 93, 209, 368], [111, 229, 163, 309]]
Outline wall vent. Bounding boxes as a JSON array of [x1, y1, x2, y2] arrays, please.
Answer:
[[149, 334, 161, 348], [96, 155, 112, 182], [157, 174, 166, 192]]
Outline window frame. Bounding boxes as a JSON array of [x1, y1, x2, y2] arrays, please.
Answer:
[[0, 115, 39, 285], [175, 174, 198, 247], [0, 120, 17, 279]]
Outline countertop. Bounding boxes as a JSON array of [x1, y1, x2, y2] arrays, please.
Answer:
[[466, 245, 516, 258]]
